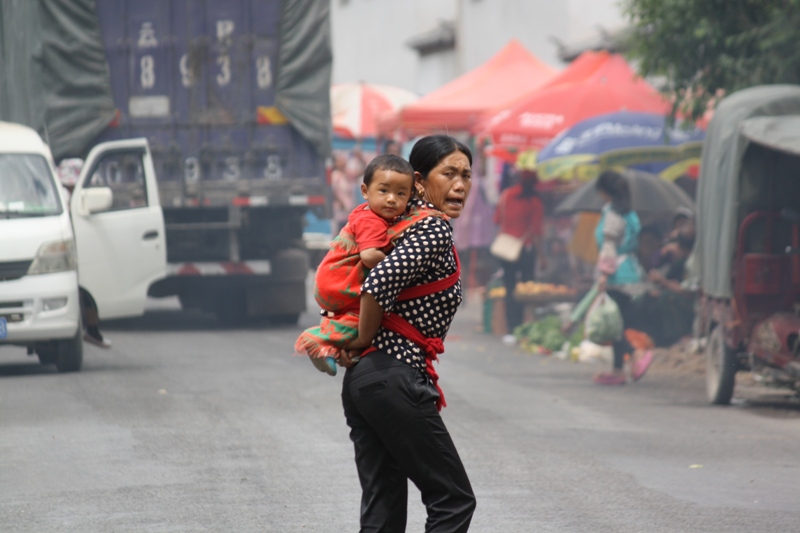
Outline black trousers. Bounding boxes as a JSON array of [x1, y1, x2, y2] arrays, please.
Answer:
[[342, 350, 476, 533], [606, 289, 635, 370], [500, 246, 537, 332]]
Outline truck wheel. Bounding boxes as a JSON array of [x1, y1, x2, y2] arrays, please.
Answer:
[[178, 293, 202, 311], [706, 326, 736, 405], [55, 327, 84, 373], [214, 291, 248, 326]]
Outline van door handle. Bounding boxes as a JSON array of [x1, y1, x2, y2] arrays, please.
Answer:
[[143, 230, 159, 240]]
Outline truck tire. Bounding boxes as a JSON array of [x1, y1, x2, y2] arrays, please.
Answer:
[[706, 326, 736, 405], [214, 289, 248, 326], [239, 248, 309, 323], [178, 293, 203, 311], [270, 248, 310, 279]]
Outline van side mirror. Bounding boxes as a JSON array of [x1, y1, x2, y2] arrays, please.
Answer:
[[79, 187, 113, 215]]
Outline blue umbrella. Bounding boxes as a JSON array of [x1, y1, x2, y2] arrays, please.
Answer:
[[536, 111, 705, 181]]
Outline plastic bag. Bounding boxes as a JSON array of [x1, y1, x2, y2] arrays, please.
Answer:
[[577, 340, 613, 363], [585, 292, 623, 345]]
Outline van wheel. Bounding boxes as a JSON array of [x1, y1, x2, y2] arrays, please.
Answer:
[[36, 343, 58, 365], [706, 326, 736, 405], [55, 327, 83, 373]]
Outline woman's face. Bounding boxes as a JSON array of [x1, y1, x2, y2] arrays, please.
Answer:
[[415, 150, 472, 218]]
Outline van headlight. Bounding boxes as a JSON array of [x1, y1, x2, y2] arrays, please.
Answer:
[[27, 240, 76, 275]]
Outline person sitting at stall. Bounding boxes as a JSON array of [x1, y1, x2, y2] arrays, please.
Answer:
[[635, 216, 698, 347], [637, 225, 663, 271]]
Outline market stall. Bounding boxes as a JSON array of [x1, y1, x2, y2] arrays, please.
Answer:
[[475, 51, 670, 158], [395, 39, 558, 136]]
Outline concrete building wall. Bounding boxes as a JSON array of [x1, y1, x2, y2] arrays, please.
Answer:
[[330, 0, 456, 91], [330, 0, 626, 94], [458, 0, 625, 70], [416, 49, 458, 96], [457, 0, 569, 73]]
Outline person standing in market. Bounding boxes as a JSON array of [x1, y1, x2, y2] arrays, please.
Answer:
[[593, 170, 653, 385], [493, 168, 544, 340]]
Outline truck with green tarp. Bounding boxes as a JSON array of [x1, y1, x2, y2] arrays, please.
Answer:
[[0, 0, 332, 323]]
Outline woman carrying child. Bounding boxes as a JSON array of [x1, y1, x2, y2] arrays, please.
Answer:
[[336, 135, 476, 532], [295, 153, 444, 374]]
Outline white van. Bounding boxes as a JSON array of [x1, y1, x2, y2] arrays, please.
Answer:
[[0, 122, 166, 371]]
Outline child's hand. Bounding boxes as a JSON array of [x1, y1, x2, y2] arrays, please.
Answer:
[[360, 248, 386, 269]]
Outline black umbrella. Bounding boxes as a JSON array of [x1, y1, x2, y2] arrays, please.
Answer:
[[555, 169, 694, 216]]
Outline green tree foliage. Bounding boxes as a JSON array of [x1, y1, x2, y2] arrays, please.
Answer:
[[623, 0, 800, 120]]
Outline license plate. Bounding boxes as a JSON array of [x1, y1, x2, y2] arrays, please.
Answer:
[[0, 317, 6, 339]]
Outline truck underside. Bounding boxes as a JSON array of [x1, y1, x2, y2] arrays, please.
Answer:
[[148, 204, 311, 324]]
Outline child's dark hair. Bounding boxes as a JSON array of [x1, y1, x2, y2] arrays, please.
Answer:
[[363, 154, 414, 186]]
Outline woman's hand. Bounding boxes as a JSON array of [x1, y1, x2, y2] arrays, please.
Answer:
[[337, 336, 372, 368], [648, 269, 666, 286], [332, 293, 385, 369], [335, 350, 360, 368]]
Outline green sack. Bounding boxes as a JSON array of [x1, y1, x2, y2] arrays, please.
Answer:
[[585, 292, 623, 345]]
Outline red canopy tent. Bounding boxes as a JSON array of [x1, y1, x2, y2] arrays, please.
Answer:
[[477, 51, 670, 152], [396, 39, 558, 135]]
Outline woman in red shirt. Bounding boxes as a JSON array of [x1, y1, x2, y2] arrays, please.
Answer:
[[493, 169, 544, 336]]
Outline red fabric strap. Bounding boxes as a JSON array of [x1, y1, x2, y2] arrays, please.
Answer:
[[362, 247, 460, 411], [397, 247, 461, 302], [381, 313, 448, 411]]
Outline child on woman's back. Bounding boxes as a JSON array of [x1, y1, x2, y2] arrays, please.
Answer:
[[296, 154, 440, 375], [348, 154, 414, 269]]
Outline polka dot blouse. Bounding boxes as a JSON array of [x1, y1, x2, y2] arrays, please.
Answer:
[[361, 200, 462, 370]]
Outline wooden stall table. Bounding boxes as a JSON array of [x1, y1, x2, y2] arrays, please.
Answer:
[[484, 282, 581, 336], [513, 282, 581, 321]]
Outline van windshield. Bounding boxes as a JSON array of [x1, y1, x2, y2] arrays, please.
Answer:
[[0, 154, 63, 217]]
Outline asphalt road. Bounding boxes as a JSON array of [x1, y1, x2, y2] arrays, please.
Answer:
[[2, 295, 799, 532]]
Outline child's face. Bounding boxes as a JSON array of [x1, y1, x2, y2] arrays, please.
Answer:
[[361, 169, 413, 220]]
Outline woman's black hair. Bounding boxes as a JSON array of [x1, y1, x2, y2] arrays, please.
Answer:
[[596, 170, 632, 214], [408, 135, 472, 179], [517, 170, 538, 198], [362, 153, 414, 186]]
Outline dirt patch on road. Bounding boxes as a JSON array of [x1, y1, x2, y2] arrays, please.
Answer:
[[649, 339, 706, 376], [649, 339, 800, 412]]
